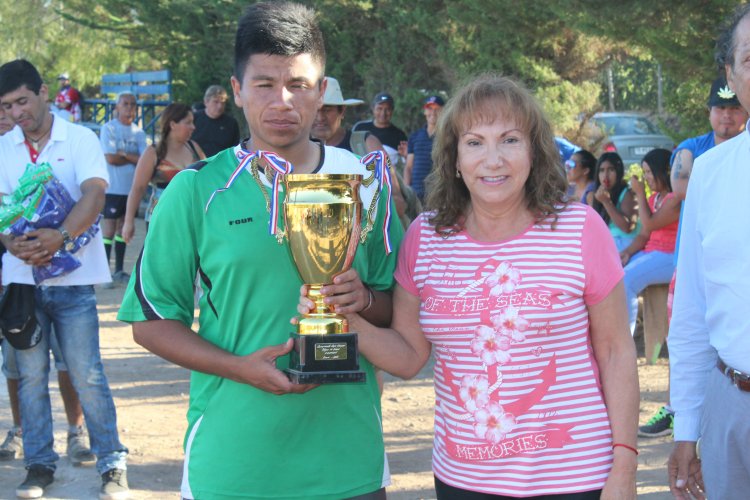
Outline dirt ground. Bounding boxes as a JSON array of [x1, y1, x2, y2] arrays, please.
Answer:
[[0, 219, 674, 499]]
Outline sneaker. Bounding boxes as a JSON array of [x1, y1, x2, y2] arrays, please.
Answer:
[[112, 271, 130, 285], [0, 429, 23, 461], [67, 430, 96, 466], [638, 406, 674, 437], [16, 465, 54, 499], [100, 468, 129, 500]]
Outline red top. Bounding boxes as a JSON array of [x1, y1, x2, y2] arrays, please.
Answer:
[[644, 192, 679, 253]]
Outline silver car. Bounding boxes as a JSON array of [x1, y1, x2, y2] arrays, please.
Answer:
[[592, 112, 674, 166]]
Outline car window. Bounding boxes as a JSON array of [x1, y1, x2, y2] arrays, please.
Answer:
[[595, 116, 661, 136]]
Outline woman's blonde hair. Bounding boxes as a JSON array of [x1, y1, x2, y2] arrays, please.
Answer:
[[425, 74, 567, 235]]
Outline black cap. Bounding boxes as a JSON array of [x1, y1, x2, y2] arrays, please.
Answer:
[[372, 92, 394, 107], [707, 76, 740, 107]]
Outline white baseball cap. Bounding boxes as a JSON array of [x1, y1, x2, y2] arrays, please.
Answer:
[[323, 77, 364, 106]]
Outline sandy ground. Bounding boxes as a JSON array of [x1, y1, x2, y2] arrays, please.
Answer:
[[0, 219, 674, 499]]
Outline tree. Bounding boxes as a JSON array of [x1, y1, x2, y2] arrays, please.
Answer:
[[0, 1, 150, 94], [59, 0, 238, 104], [51, 0, 746, 143]]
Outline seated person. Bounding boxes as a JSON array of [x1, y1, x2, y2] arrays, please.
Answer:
[[590, 152, 640, 251], [620, 149, 679, 335], [565, 149, 596, 204]]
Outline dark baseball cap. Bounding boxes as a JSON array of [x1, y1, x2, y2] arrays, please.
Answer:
[[707, 76, 740, 107], [423, 95, 445, 108], [372, 92, 394, 107]]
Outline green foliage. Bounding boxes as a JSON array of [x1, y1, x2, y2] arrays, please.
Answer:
[[59, 0, 238, 104], [6, 0, 745, 145], [0, 0, 151, 94]]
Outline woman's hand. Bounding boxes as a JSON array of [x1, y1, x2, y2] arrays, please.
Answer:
[[594, 185, 612, 204], [601, 450, 637, 499], [620, 250, 631, 267], [629, 175, 645, 197], [293, 270, 371, 319], [320, 269, 371, 314]]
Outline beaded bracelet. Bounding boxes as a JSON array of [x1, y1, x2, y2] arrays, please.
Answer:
[[612, 443, 639, 455]]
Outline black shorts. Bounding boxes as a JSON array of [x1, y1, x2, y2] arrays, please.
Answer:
[[103, 194, 128, 219], [434, 476, 601, 500]]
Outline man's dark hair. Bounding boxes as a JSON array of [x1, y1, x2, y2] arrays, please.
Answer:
[[716, 3, 750, 68], [234, 2, 326, 81], [0, 59, 44, 97]]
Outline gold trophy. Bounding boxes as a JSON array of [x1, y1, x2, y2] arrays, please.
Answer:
[[283, 173, 367, 384]]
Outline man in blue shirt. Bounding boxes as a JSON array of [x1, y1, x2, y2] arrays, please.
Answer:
[[404, 95, 444, 202]]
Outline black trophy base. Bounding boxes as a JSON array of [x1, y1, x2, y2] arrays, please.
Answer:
[[284, 332, 366, 384], [285, 368, 365, 384]]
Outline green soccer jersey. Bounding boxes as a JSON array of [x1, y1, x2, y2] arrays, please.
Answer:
[[118, 144, 404, 499]]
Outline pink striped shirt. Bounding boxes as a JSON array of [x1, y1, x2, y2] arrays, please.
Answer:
[[395, 203, 623, 497]]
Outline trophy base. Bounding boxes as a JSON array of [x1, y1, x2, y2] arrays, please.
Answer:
[[285, 332, 366, 384], [285, 368, 366, 384]]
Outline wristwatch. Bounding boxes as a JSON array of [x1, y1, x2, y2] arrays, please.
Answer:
[[59, 227, 76, 252]]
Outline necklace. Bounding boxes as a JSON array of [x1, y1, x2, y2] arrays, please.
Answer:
[[24, 117, 53, 151]]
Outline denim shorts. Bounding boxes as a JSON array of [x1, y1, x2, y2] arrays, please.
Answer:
[[2, 328, 67, 379]]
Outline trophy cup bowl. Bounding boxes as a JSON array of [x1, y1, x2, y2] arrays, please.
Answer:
[[283, 174, 366, 384]]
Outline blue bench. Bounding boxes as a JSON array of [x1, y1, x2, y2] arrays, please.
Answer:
[[81, 70, 172, 142]]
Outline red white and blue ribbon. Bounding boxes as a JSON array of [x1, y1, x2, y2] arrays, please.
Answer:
[[205, 148, 293, 237], [360, 150, 393, 255], [257, 150, 293, 236]]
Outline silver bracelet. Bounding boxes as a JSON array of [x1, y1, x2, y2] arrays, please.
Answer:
[[362, 286, 375, 312]]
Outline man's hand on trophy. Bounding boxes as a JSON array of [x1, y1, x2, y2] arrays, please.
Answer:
[[241, 339, 318, 395], [295, 284, 316, 316]]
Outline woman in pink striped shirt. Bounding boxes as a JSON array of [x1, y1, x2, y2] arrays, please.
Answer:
[[300, 74, 638, 499]]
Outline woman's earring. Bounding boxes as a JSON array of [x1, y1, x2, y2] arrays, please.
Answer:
[[455, 169, 461, 178]]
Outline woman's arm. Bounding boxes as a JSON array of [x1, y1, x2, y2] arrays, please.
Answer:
[[317, 268, 393, 328], [585, 189, 595, 206], [299, 283, 431, 379], [620, 232, 649, 266], [589, 281, 639, 499], [631, 177, 680, 233], [350, 285, 432, 378], [122, 146, 157, 243], [599, 188, 638, 234]]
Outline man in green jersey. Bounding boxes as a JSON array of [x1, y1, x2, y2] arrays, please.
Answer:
[[117, 2, 402, 499]]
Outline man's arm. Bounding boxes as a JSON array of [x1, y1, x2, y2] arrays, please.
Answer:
[[105, 153, 141, 166], [670, 149, 695, 202], [133, 320, 314, 395], [100, 123, 141, 166], [668, 157, 713, 499], [1, 177, 106, 266]]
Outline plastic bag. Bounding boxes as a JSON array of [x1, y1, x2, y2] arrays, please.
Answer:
[[0, 163, 100, 284]]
